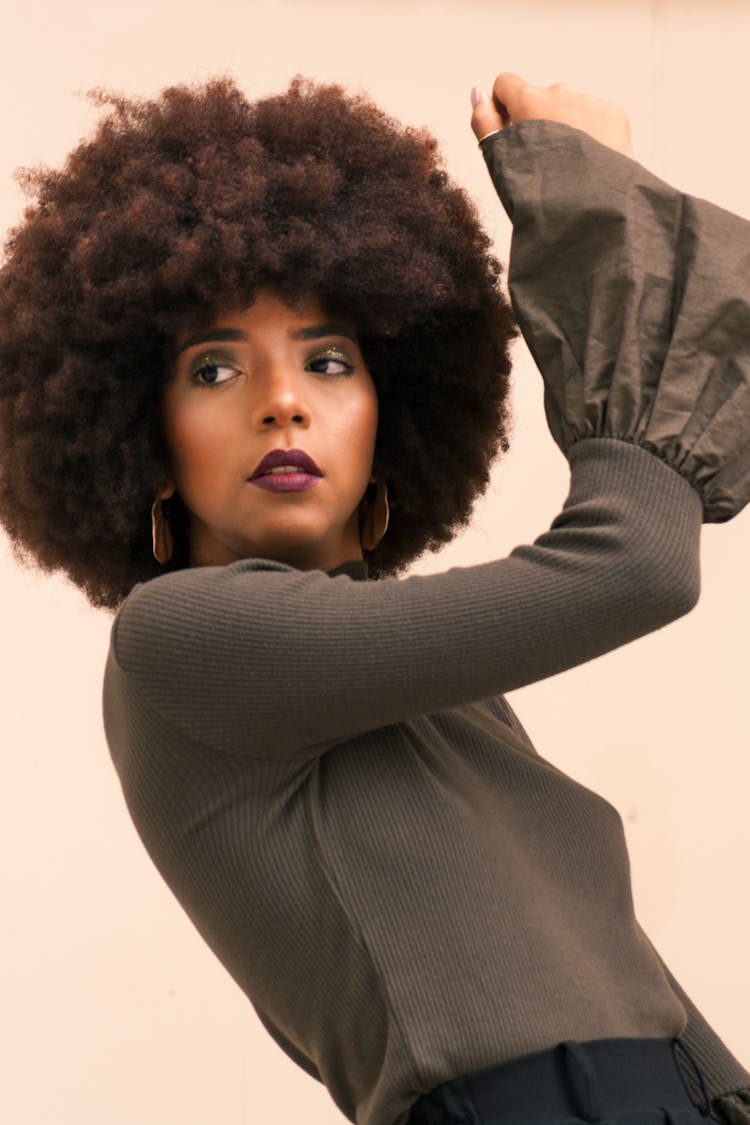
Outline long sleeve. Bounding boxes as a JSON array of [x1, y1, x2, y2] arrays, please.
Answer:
[[480, 120, 750, 523], [106, 438, 701, 759]]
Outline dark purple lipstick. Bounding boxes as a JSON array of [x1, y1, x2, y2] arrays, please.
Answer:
[[248, 448, 323, 493]]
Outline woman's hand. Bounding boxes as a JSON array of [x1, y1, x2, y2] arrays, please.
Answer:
[[470, 73, 634, 158]]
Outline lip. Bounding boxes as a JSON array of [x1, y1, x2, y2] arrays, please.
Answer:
[[249, 447, 323, 480], [249, 472, 321, 493]]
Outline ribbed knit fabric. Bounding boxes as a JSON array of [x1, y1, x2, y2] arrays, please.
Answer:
[[104, 440, 747, 1125], [103, 121, 750, 1125]]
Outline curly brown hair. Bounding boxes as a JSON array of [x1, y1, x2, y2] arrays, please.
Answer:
[[0, 73, 518, 610]]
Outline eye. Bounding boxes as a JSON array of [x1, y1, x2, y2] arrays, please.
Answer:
[[307, 348, 355, 377], [191, 352, 244, 387]]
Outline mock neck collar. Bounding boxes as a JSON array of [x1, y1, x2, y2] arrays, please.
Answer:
[[325, 558, 370, 581]]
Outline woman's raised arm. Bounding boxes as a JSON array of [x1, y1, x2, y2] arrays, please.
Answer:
[[105, 439, 700, 759]]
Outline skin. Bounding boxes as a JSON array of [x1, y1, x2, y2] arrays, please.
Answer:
[[160, 288, 379, 572]]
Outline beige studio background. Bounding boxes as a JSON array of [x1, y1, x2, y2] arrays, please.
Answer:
[[0, 1, 748, 1122]]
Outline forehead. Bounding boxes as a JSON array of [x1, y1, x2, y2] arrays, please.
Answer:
[[173, 287, 353, 351]]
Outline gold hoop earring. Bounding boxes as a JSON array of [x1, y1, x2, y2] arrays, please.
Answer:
[[359, 478, 390, 551], [151, 498, 174, 565]]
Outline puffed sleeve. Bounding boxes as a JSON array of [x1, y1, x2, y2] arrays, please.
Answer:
[[480, 120, 750, 522]]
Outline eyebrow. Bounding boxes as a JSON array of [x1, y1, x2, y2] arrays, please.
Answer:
[[175, 322, 358, 354]]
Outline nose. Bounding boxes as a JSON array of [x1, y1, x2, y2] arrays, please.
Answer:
[[250, 361, 311, 430]]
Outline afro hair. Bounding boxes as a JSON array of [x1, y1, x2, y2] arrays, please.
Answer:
[[0, 73, 518, 610]]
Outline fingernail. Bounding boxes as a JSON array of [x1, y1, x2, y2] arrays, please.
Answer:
[[470, 86, 484, 108]]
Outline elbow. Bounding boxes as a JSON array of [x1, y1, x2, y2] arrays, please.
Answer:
[[661, 567, 700, 625], [626, 547, 701, 632]]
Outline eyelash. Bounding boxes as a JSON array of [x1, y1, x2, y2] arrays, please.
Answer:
[[189, 354, 242, 387], [308, 348, 356, 377], [190, 348, 356, 386]]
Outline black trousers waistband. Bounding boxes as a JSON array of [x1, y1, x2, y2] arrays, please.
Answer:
[[407, 1037, 712, 1125]]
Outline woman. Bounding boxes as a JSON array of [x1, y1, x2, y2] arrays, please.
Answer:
[[0, 70, 748, 1125]]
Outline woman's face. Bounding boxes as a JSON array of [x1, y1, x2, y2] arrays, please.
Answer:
[[161, 287, 379, 572]]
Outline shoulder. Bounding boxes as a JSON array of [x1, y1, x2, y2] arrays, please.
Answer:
[[117, 556, 298, 611], [110, 556, 300, 661]]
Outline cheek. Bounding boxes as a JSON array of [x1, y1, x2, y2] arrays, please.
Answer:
[[165, 403, 233, 487]]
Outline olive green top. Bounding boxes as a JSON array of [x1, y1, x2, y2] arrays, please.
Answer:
[[103, 121, 750, 1125]]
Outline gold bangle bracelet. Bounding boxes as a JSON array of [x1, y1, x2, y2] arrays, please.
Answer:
[[477, 129, 502, 147]]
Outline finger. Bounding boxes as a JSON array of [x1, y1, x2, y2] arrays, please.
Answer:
[[491, 71, 533, 123], [470, 86, 503, 142]]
